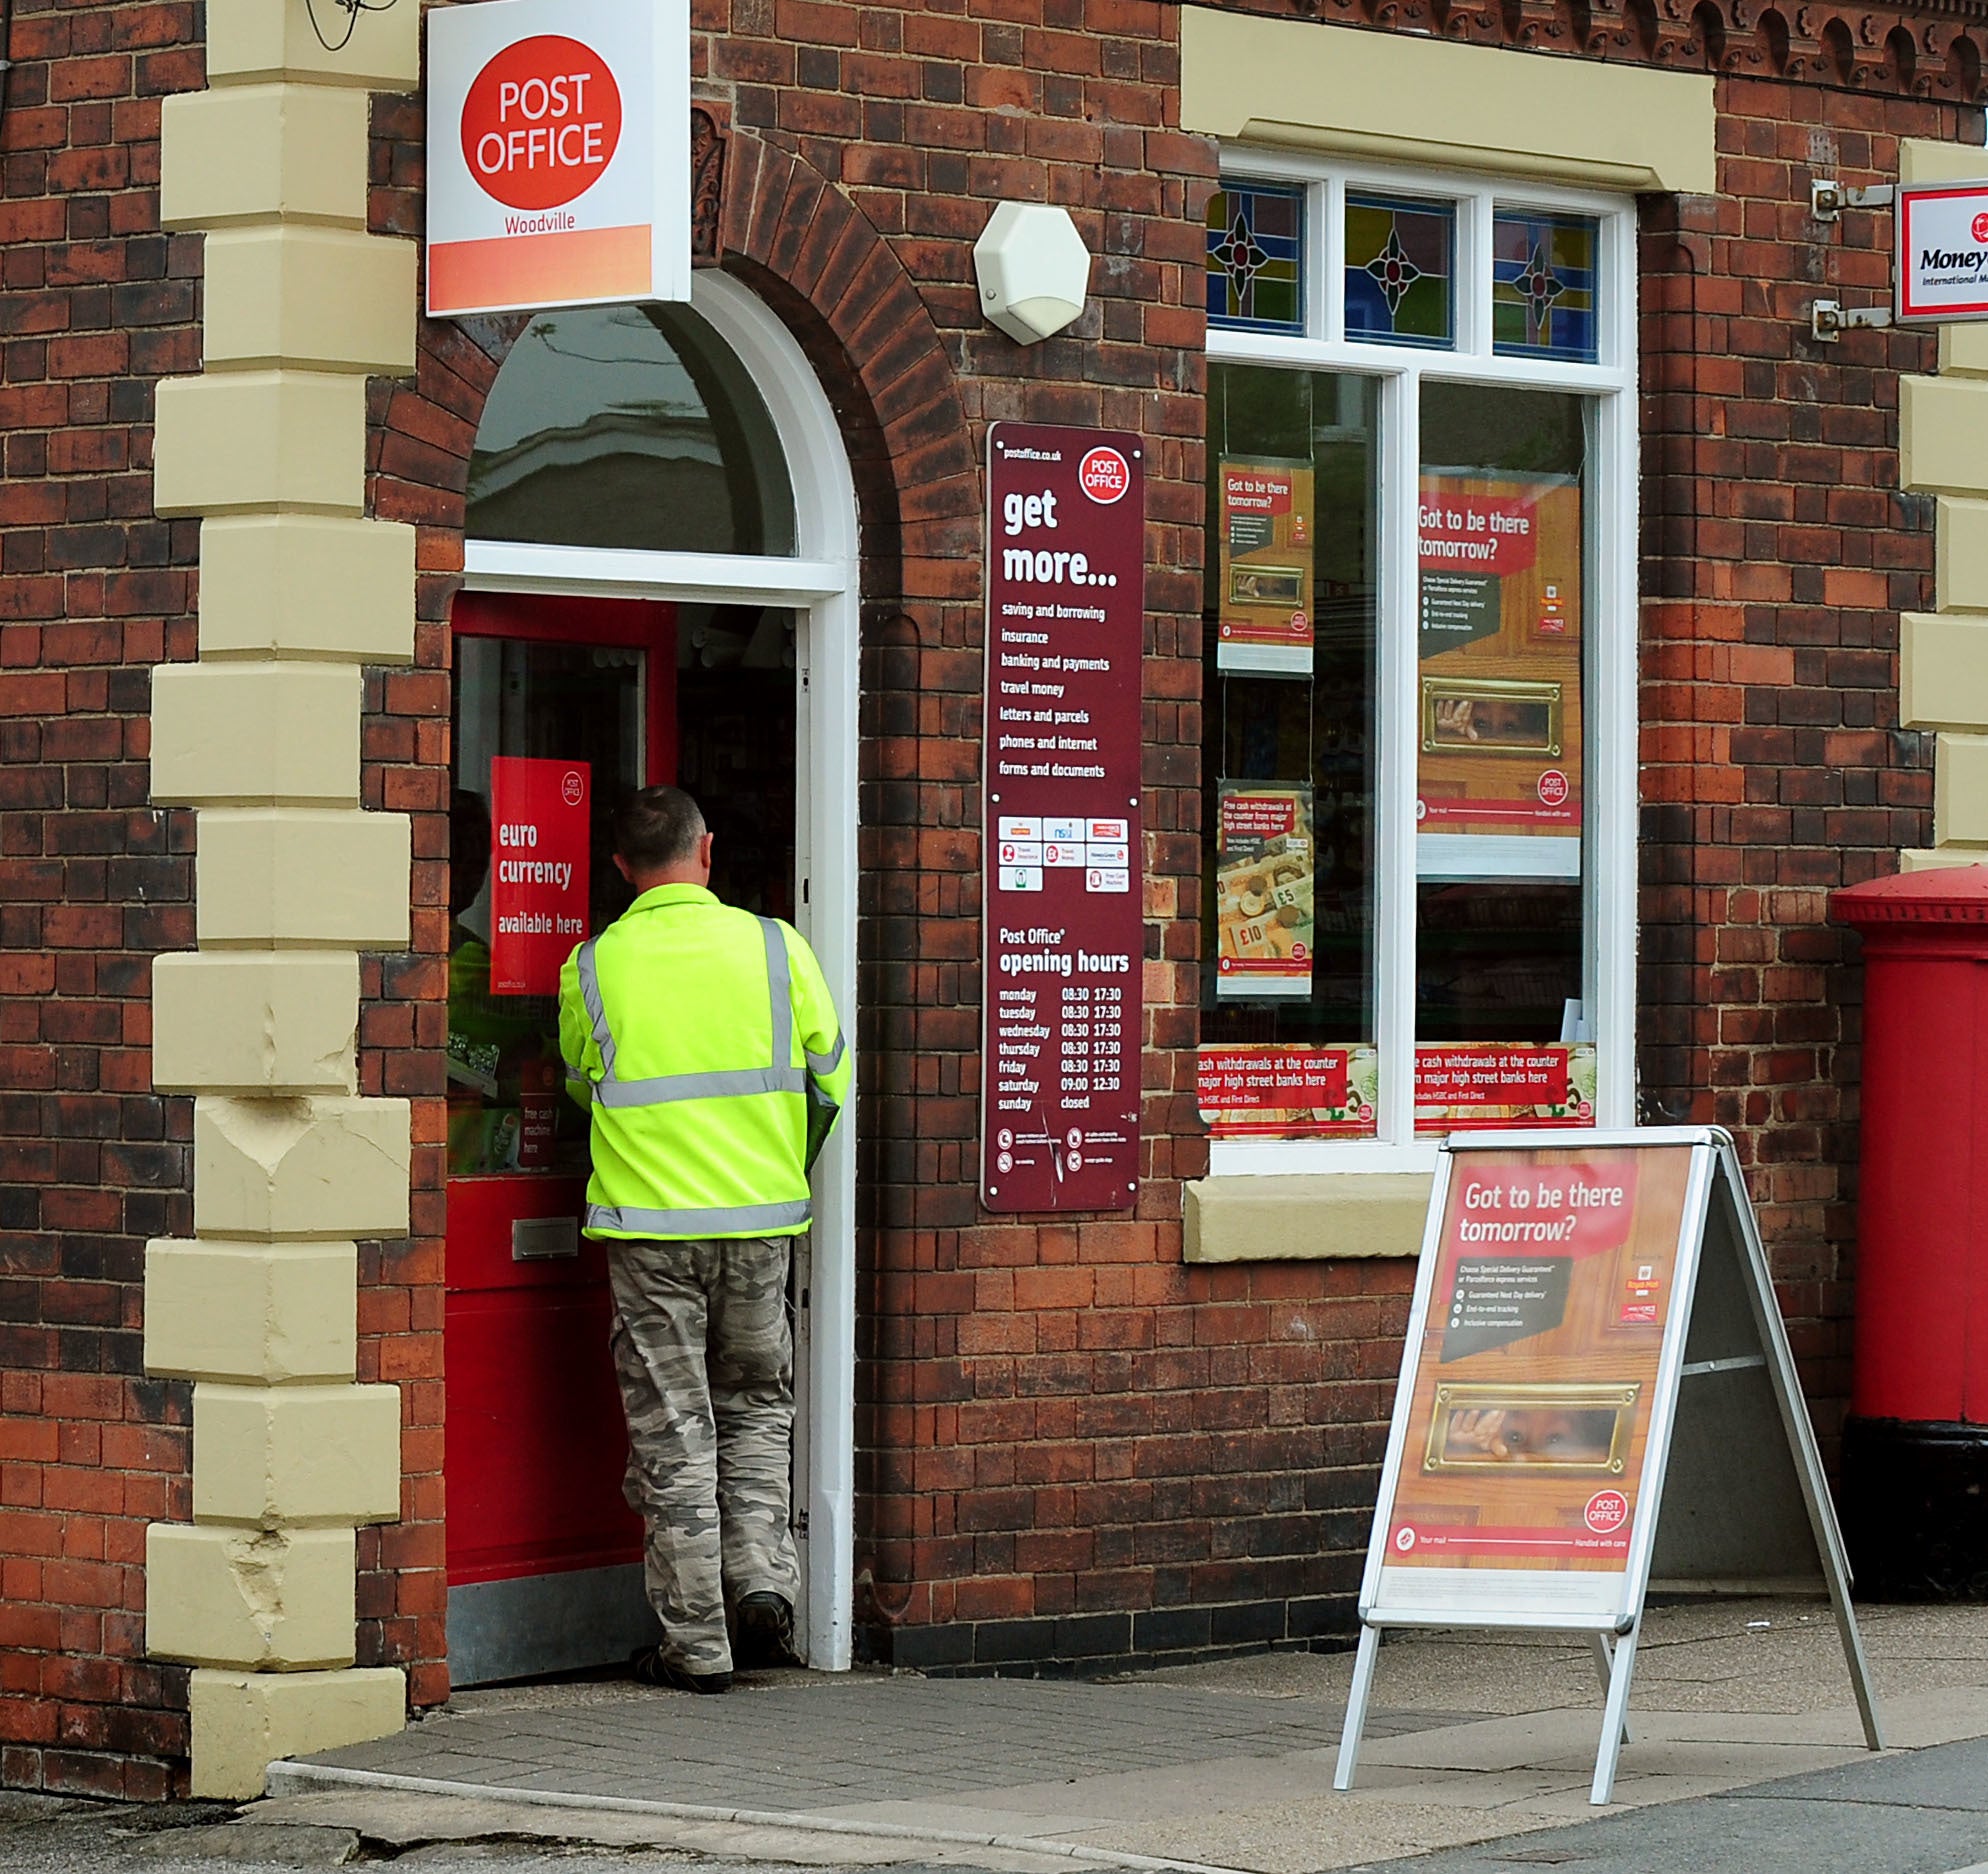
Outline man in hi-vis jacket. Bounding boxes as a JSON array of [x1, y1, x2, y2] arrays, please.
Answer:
[[559, 785, 850, 1694]]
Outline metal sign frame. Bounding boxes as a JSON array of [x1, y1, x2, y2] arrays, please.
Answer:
[[1333, 1125, 1882, 1806]]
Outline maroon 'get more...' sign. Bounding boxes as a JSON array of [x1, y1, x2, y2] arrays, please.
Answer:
[[981, 424, 1146, 1213]]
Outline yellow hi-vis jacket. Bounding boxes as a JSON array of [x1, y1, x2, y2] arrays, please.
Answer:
[[556, 884, 850, 1241]]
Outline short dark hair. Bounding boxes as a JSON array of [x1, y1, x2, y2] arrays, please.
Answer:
[[614, 785, 707, 870]]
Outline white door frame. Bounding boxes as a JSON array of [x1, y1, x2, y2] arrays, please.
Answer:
[[461, 270, 862, 1671]]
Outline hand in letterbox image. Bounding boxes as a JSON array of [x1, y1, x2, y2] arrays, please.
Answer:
[[1423, 1382, 1637, 1476], [1437, 1404, 1622, 1468]]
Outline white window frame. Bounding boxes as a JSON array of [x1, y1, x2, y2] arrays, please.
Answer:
[[1206, 152, 1639, 1178]]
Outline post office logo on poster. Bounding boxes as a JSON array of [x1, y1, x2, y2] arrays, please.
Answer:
[[1078, 448, 1132, 505], [459, 37, 623, 211]]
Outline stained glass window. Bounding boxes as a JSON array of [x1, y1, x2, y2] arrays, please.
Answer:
[[1492, 212, 1600, 363], [1206, 183, 1305, 335], [1344, 195, 1454, 348]]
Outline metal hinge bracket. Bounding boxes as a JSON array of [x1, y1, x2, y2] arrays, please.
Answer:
[[1809, 299, 1894, 343], [1811, 178, 1895, 221]]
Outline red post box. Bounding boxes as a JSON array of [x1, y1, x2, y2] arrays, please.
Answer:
[[1831, 864, 1988, 1597]]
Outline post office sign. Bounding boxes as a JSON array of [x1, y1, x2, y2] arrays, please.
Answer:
[[427, 0, 690, 318]]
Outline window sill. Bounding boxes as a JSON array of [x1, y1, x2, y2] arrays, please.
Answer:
[[1183, 1170, 1435, 1263]]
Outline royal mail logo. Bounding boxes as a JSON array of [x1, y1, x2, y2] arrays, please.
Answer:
[[1078, 447, 1131, 505], [461, 36, 622, 214]]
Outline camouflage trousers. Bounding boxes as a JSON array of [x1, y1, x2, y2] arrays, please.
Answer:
[[606, 1237, 802, 1674]]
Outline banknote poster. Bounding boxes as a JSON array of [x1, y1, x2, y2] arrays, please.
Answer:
[[1215, 782, 1315, 1000]]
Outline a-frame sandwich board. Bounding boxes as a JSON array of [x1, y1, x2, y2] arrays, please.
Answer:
[[1333, 1125, 1882, 1806]]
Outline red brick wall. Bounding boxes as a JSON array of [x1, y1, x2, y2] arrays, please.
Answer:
[[0, 0, 202, 1799], [359, 5, 1978, 1686], [1636, 79, 1982, 1451]]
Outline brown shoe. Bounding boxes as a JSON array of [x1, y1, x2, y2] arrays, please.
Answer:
[[629, 1646, 731, 1694]]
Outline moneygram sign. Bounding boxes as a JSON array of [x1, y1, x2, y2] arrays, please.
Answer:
[[1897, 179, 1988, 323], [427, 0, 689, 318]]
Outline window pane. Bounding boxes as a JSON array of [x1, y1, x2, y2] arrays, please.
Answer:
[[1206, 182, 1306, 335], [1415, 383, 1593, 1133], [1493, 211, 1600, 364], [1345, 194, 1454, 348], [1200, 367, 1379, 1141], [467, 304, 796, 556], [449, 637, 643, 1179]]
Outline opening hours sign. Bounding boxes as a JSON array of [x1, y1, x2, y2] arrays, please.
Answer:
[[980, 424, 1147, 1214]]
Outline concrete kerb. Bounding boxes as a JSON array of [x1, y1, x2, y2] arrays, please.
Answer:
[[264, 1761, 1259, 1874]]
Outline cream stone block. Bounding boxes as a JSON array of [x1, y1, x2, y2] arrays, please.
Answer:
[[1181, 10, 1715, 192], [1184, 1173, 1433, 1263], [154, 953, 359, 1096], [192, 1381, 401, 1529], [1901, 138, 1988, 186], [1941, 322, 1988, 379], [1901, 847, 1988, 872], [1902, 613, 1988, 732], [196, 809, 409, 950], [207, 0, 422, 91], [148, 1525, 356, 1670], [205, 228, 417, 375], [146, 1239, 358, 1384], [152, 663, 361, 808], [1938, 499, 1988, 614], [194, 1096, 410, 1241], [1935, 734, 1988, 847], [1901, 375, 1988, 499], [200, 517, 415, 666], [189, 1667, 404, 1801], [160, 84, 369, 230], [155, 372, 366, 518]]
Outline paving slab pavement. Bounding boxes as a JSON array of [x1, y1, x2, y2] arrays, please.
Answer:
[[262, 1597, 1988, 1874]]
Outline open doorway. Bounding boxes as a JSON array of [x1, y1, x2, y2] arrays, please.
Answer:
[[442, 276, 857, 1687]]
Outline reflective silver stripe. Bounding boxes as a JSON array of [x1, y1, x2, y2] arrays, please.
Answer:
[[759, 917, 792, 1075], [575, 939, 616, 1079], [805, 1032, 846, 1078], [580, 916, 798, 1110], [587, 1198, 812, 1237], [594, 1066, 806, 1107]]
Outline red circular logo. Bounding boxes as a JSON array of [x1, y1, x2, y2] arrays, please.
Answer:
[[561, 769, 586, 807], [1973, 210, 1988, 244], [1078, 447, 1131, 505], [1538, 769, 1570, 807], [1584, 1489, 1629, 1534], [461, 37, 622, 212]]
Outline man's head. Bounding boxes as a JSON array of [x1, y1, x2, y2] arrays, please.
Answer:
[[614, 784, 713, 891]]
